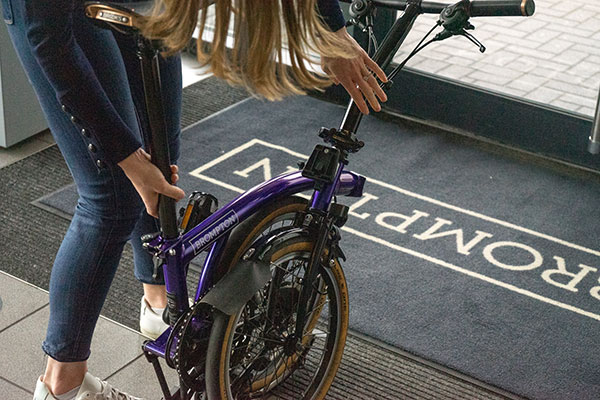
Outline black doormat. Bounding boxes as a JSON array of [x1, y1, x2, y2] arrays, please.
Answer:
[[1, 76, 515, 400], [33, 89, 600, 399]]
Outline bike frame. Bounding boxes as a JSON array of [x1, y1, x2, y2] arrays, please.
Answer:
[[153, 170, 365, 327]]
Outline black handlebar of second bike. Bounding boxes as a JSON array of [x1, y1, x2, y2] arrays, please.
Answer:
[[340, 0, 535, 17]]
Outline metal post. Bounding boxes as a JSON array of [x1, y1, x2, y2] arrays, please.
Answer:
[[588, 85, 600, 154]]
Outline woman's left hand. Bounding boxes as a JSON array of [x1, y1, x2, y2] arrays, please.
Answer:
[[321, 27, 388, 115]]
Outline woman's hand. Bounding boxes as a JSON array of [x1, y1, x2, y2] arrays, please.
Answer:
[[321, 27, 388, 115], [118, 148, 185, 218]]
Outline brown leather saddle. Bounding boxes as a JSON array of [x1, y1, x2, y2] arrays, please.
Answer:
[[84, 1, 152, 33]]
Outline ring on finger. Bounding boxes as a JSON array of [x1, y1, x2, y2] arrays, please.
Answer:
[[362, 73, 371, 82]]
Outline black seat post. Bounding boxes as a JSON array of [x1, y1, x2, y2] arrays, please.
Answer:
[[136, 36, 179, 239]]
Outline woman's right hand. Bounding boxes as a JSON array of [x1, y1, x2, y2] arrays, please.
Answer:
[[118, 148, 185, 218], [321, 27, 388, 115]]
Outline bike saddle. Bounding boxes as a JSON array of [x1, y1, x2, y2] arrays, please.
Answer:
[[84, 1, 153, 34]]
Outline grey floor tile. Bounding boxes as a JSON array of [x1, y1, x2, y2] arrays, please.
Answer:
[[0, 307, 145, 390], [35, 130, 55, 145], [0, 376, 32, 400], [108, 355, 181, 400], [0, 131, 54, 169], [0, 272, 49, 332]]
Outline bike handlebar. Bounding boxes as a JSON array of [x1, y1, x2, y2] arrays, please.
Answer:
[[340, 0, 535, 17], [471, 0, 535, 17]]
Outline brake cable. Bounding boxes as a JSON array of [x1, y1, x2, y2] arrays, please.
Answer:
[[386, 21, 441, 82], [347, 0, 487, 87]]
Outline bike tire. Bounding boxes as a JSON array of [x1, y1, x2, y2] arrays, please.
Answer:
[[205, 231, 349, 399]]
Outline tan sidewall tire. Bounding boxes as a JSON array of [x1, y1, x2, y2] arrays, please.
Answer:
[[206, 238, 349, 400]]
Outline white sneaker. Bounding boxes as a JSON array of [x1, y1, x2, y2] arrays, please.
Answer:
[[33, 373, 145, 400], [139, 297, 168, 340]]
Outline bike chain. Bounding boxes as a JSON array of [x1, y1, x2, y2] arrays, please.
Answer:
[[172, 299, 212, 393]]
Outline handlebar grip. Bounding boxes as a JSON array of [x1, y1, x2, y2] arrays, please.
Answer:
[[470, 0, 535, 17]]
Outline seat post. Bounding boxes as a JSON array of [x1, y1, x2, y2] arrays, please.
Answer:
[[136, 37, 179, 239]]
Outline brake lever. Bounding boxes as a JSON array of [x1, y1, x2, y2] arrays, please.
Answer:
[[461, 29, 486, 53], [434, 0, 486, 53]]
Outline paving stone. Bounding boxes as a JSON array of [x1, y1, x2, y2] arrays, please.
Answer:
[[528, 67, 564, 80], [565, 9, 597, 23], [527, 29, 561, 43], [553, 49, 591, 67], [478, 24, 528, 39], [513, 19, 548, 34], [545, 79, 599, 99], [410, 58, 450, 75], [553, 2, 581, 13], [473, 81, 527, 98], [446, 55, 480, 67], [0, 307, 144, 390], [585, 76, 600, 92], [507, 76, 549, 94], [553, 71, 588, 86], [572, 44, 600, 58], [559, 93, 598, 108], [108, 355, 180, 400], [470, 62, 523, 80], [504, 58, 542, 75], [477, 51, 518, 68], [551, 100, 586, 114], [468, 70, 515, 86], [437, 65, 475, 80], [543, 23, 597, 39], [528, 58, 570, 73], [525, 87, 563, 103], [579, 106, 597, 116], [568, 60, 600, 79], [0, 377, 32, 400], [0, 271, 48, 332], [577, 18, 600, 32], [538, 39, 578, 55]]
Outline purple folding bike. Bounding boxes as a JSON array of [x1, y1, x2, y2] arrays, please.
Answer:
[[85, 0, 534, 398]]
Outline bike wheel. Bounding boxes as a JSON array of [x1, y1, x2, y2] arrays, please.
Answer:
[[205, 234, 349, 400], [176, 197, 306, 397]]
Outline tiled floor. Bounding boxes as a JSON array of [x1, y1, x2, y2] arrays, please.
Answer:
[[0, 271, 179, 400]]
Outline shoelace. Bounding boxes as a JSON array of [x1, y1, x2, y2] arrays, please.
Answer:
[[90, 379, 143, 400]]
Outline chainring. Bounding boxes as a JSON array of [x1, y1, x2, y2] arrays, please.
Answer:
[[172, 300, 214, 394]]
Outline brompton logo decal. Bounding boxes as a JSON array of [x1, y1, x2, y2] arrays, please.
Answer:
[[188, 210, 239, 254], [189, 139, 600, 321]]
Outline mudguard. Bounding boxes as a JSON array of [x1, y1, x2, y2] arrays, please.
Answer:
[[199, 223, 346, 316], [199, 259, 271, 316]]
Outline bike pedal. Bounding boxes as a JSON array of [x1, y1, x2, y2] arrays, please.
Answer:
[[178, 192, 218, 233]]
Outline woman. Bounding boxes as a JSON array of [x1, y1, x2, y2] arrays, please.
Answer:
[[1, 0, 387, 398]]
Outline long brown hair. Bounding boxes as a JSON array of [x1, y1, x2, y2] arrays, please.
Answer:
[[141, 0, 355, 100]]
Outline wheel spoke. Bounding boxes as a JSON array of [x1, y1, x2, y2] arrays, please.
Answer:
[[211, 227, 346, 400]]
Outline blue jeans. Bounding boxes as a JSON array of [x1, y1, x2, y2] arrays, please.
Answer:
[[3, 0, 182, 361]]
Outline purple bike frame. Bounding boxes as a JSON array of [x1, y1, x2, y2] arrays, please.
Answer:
[[144, 167, 364, 358]]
